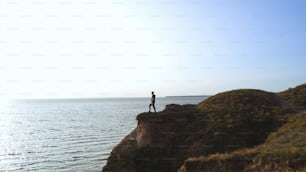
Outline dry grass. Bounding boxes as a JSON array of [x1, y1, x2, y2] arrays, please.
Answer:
[[182, 111, 306, 171], [279, 83, 306, 111], [190, 89, 294, 155]]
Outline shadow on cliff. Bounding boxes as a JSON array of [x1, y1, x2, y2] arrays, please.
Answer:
[[103, 83, 306, 172]]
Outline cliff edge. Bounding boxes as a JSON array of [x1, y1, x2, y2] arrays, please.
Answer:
[[102, 84, 306, 172]]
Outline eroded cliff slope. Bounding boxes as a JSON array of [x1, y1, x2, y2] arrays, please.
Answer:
[[103, 84, 306, 172]]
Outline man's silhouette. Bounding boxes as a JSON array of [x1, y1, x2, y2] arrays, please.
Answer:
[[149, 91, 156, 113]]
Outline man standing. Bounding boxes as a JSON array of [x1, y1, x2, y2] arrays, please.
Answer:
[[149, 91, 156, 113]]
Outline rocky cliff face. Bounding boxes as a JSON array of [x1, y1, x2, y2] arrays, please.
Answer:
[[103, 104, 196, 172], [102, 84, 306, 172]]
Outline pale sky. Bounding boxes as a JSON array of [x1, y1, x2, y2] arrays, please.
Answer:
[[0, 0, 306, 99]]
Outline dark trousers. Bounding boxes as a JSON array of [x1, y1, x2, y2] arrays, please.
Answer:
[[149, 103, 156, 113]]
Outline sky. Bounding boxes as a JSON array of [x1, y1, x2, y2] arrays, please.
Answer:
[[0, 0, 306, 99]]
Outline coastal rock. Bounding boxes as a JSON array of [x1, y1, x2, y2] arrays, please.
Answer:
[[103, 104, 196, 172], [102, 84, 306, 172]]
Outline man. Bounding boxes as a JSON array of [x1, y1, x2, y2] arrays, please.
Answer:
[[149, 91, 156, 113]]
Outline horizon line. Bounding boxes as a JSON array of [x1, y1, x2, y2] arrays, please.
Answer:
[[10, 95, 210, 101]]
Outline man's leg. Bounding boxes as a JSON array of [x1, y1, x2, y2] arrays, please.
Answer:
[[153, 104, 156, 113]]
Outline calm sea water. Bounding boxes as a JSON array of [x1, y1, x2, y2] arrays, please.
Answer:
[[0, 96, 207, 172]]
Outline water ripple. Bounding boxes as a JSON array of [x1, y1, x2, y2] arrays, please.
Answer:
[[0, 97, 207, 171]]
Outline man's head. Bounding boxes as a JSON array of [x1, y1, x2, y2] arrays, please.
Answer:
[[152, 91, 154, 95]]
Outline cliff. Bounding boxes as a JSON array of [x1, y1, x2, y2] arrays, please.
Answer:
[[102, 83, 306, 172], [102, 104, 196, 172]]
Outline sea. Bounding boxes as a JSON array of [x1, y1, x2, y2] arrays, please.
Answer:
[[0, 96, 207, 172]]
